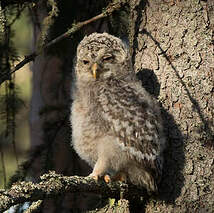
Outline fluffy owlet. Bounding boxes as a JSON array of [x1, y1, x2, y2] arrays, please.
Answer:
[[71, 32, 165, 193]]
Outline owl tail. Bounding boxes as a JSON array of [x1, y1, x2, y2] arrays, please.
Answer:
[[128, 165, 158, 194]]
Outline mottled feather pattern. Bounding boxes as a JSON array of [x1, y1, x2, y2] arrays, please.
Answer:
[[97, 79, 161, 161], [71, 32, 165, 193]]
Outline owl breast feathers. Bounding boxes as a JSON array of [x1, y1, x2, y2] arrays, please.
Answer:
[[71, 32, 165, 193]]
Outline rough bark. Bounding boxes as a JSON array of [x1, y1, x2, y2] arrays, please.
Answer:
[[132, 0, 214, 212]]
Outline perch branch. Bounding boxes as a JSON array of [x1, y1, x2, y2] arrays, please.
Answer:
[[0, 0, 127, 86], [0, 171, 145, 212]]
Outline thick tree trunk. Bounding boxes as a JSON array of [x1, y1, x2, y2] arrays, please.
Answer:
[[132, 0, 214, 212], [29, 2, 79, 212]]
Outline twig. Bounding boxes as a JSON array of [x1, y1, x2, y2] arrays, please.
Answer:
[[1, 0, 37, 9], [0, 171, 145, 212], [0, 0, 127, 86]]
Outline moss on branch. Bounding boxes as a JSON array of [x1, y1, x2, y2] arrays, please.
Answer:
[[0, 171, 146, 212]]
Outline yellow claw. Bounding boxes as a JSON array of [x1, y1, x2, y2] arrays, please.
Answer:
[[104, 174, 111, 183], [112, 172, 127, 182], [89, 174, 99, 182]]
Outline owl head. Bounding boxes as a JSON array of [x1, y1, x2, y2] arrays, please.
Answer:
[[75, 33, 133, 82]]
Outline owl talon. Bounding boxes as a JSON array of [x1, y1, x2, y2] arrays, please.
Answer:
[[112, 172, 127, 183], [89, 174, 99, 182], [104, 174, 111, 183]]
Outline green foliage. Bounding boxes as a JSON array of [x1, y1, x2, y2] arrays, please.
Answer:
[[0, 2, 30, 189], [0, 86, 24, 124]]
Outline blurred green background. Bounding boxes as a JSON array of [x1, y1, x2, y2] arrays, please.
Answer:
[[0, 9, 32, 188]]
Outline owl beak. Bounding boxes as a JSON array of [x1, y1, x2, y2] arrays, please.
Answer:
[[91, 63, 97, 79]]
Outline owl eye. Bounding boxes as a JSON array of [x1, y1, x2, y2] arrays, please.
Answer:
[[102, 55, 113, 62], [83, 59, 90, 65]]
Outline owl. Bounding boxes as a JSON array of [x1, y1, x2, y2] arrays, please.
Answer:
[[71, 32, 165, 193]]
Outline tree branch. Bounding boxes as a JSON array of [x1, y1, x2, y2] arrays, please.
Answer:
[[0, 0, 127, 86], [0, 171, 145, 212], [1, 0, 37, 8]]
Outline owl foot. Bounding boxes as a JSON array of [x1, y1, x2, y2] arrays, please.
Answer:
[[112, 172, 127, 183], [89, 173, 99, 182], [89, 173, 112, 183], [104, 174, 111, 183]]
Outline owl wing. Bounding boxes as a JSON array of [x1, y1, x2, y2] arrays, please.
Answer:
[[98, 80, 164, 180]]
